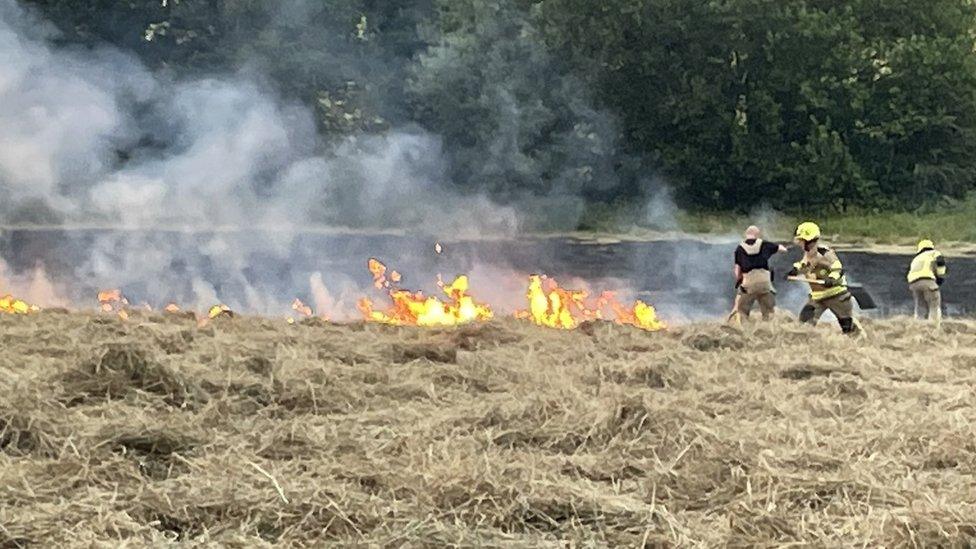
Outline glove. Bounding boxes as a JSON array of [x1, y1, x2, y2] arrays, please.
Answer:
[[937, 277, 945, 287]]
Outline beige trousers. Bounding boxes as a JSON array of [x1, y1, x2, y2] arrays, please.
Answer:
[[910, 279, 942, 326], [736, 288, 775, 321]]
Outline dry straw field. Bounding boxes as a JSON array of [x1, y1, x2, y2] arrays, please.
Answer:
[[2, 311, 976, 546]]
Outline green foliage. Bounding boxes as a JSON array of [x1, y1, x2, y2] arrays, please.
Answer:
[[407, 0, 645, 203], [21, 0, 976, 219], [26, 0, 434, 133], [536, 0, 976, 213], [677, 194, 976, 244]]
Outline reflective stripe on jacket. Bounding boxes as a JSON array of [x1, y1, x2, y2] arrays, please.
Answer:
[[907, 249, 947, 284], [794, 246, 847, 301]]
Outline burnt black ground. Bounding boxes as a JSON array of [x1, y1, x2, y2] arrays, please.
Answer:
[[2, 229, 974, 319]]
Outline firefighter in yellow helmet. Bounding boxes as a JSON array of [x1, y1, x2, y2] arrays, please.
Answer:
[[786, 222, 858, 334], [907, 239, 946, 326]]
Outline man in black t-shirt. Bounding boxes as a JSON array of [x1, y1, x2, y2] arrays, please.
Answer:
[[733, 225, 788, 320]]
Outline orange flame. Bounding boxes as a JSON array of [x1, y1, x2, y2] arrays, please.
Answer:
[[519, 275, 601, 329], [368, 258, 388, 289], [291, 298, 313, 317], [611, 298, 666, 331], [0, 294, 38, 314], [97, 288, 124, 303], [208, 304, 233, 319], [367, 257, 401, 289], [76, 260, 663, 331], [519, 275, 664, 331], [97, 288, 130, 320], [358, 259, 492, 326]]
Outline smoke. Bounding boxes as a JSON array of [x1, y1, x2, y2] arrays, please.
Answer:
[[408, 0, 662, 231], [0, 0, 534, 312], [0, 0, 754, 323], [0, 3, 151, 218], [0, 1, 520, 234], [643, 185, 680, 231], [0, 258, 66, 307]]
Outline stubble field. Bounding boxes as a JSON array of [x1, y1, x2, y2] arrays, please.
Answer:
[[2, 312, 975, 547]]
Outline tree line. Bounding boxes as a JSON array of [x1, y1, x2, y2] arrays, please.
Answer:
[[27, 0, 976, 216]]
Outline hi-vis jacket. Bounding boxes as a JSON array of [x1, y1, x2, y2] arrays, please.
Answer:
[[907, 249, 947, 284], [794, 246, 847, 301]]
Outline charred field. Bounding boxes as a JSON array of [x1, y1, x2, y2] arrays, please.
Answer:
[[2, 312, 976, 547]]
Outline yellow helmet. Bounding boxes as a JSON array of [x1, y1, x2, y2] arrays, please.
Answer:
[[917, 239, 935, 252], [794, 222, 821, 242]]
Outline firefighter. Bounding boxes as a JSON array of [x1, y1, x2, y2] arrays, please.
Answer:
[[907, 239, 946, 326], [786, 222, 858, 334], [733, 225, 788, 320]]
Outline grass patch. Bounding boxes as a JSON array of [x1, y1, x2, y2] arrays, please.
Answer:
[[675, 195, 976, 245], [569, 195, 976, 247]]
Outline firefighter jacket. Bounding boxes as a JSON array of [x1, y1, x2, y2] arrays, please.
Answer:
[[907, 248, 947, 285], [793, 246, 848, 301]]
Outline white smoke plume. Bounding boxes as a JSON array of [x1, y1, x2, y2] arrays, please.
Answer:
[[0, 0, 763, 323], [0, 0, 518, 234], [0, 0, 526, 313]]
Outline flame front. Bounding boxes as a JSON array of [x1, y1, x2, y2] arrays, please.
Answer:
[[520, 275, 664, 331], [68, 259, 664, 331], [209, 304, 233, 319], [358, 259, 492, 327], [98, 289, 127, 311], [521, 275, 600, 329], [612, 299, 666, 331], [98, 288, 130, 320], [0, 294, 37, 314]]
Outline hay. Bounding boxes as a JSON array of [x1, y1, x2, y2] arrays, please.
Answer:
[[682, 327, 746, 351], [2, 313, 976, 545], [445, 322, 524, 350], [61, 342, 206, 408], [0, 415, 43, 457], [391, 342, 458, 364]]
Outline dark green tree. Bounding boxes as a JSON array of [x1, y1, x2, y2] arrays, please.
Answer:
[[25, 0, 435, 135], [21, 0, 976, 214], [536, 0, 976, 212], [408, 0, 645, 205]]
